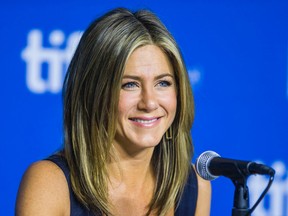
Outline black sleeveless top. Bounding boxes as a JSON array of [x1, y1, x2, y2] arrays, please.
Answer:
[[46, 155, 198, 215]]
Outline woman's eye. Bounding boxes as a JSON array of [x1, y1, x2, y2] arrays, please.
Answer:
[[121, 82, 138, 89], [157, 80, 172, 87]]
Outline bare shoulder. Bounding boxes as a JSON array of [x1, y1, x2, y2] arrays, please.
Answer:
[[16, 160, 70, 216], [193, 165, 211, 216]]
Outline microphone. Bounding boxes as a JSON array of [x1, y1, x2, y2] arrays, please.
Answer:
[[195, 151, 275, 181]]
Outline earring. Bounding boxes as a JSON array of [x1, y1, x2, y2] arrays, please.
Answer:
[[165, 127, 172, 140]]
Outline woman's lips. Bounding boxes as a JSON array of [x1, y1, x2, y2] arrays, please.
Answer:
[[129, 117, 161, 127]]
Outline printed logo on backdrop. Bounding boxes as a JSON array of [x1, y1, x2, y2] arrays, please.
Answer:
[[248, 161, 288, 216], [188, 68, 202, 90], [21, 30, 82, 94], [21, 30, 202, 94]]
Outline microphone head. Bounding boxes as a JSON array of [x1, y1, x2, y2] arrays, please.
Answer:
[[196, 150, 220, 181]]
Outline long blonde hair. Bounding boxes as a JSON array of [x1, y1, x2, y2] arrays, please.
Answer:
[[63, 8, 194, 215]]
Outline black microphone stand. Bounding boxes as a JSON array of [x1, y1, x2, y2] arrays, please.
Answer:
[[231, 176, 250, 216], [228, 163, 275, 216]]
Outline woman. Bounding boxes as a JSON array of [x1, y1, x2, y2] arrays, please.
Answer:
[[16, 8, 211, 216]]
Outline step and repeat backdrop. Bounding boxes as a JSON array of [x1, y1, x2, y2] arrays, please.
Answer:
[[1, 0, 287, 215]]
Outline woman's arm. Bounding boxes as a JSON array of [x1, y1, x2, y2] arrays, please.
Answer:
[[195, 170, 212, 216], [15, 161, 70, 216]]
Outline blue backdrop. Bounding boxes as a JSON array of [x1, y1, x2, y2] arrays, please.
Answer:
[[1, 1, 288, 215]]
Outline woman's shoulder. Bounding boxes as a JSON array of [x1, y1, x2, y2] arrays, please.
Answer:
[[193, 164, 211, 216], [16, 159, 70, 216]]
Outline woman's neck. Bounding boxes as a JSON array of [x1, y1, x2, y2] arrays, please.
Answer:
[[108, 146, 155, 188]]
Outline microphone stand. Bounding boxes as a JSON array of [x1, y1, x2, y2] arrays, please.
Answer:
[[231, 175, 251, 216]]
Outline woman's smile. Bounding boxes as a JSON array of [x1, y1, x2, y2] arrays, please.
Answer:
[[129, 116, 161, 128]]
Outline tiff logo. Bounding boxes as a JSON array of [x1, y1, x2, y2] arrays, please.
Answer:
[[248, 161, 288, 216], [21, 30, 82, 93]]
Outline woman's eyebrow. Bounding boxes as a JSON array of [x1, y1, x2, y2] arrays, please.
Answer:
[[155, 73, 174, 79], [122, 75, 141, 80], [122, 73, 174, 80]]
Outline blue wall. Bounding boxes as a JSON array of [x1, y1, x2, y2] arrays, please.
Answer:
[[1, 1, 287, 215]]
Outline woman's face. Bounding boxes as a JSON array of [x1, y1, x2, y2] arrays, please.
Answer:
[[114, 45, 177, 156]]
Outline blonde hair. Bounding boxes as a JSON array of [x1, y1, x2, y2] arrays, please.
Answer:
[[63, 8, 194, 215]]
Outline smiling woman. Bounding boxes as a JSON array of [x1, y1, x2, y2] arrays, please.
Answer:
[[16, 7, 211, 216], [115, 45, 177, 155]]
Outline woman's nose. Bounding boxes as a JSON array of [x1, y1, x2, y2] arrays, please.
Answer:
[[137, 88, 159, 112]]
